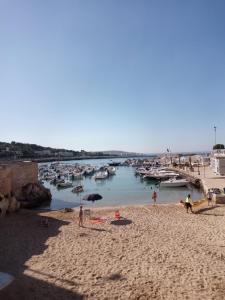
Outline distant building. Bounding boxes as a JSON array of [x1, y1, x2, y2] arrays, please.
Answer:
[[58, 151, 73, 157], [35, 150, 52, 156]]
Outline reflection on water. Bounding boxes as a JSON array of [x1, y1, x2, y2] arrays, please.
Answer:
[[40, 158, 203, 210]]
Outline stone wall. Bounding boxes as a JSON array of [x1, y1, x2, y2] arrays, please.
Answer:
[[0, 161, 38, 197], [0, 165, 12, 196]]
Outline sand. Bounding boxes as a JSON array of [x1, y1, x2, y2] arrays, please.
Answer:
[[1, 203, 225, 299]]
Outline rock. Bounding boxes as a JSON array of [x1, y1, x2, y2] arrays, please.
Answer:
[[17, 183, 52, 208], [8, 196, 20, 213], [0, 193, 9, 217]]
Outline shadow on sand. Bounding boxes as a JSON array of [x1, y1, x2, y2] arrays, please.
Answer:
[[195, 205, 224, 216], [0, 210, 84, 300], [110, 218, 132, 226]]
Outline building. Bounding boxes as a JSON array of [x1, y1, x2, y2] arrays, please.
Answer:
[[58, 151, 74, 157], [210, 150, 225, 176], [35, 150, 52, 156]]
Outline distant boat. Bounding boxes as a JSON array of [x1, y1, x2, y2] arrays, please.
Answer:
[[160, 178, 189, 187], [107, 166, 116, 175], [57, 181, 73, 189], [72, 185, 84, 193], [84, 167, 95, 176], [108, 162, 121, 166], [72, 172, 83, 180], [94, 171, 108, 180]]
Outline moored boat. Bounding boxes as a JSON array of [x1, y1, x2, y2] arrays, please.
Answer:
[[93, 171, 108, 180], [72, 185, 84, 193], [57, 181, 73, 189], [160, 178, 189, 187]]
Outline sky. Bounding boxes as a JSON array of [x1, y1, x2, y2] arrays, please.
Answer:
[[1, 0, 225, 153]]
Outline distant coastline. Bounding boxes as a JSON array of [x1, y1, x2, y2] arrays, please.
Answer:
[[0, 154, 154, 164]]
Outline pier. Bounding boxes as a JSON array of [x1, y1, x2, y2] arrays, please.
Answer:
[[171, 165, 225, 204]]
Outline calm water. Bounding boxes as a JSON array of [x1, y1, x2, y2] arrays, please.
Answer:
[[40, 158, 203, 210]]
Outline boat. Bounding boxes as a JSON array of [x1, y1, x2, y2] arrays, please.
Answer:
[[72, 172, 83, 180], [93, 171, 108, 180], [107, 166, 116, 175], [160, 178, 189, 187], [72, 185, 84, 193], [84, 167, 95, 176], [57, 181, 73, 189], [108, 162, 121, 166]]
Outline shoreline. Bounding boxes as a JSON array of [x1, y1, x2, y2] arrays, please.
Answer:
[[0, 154, 153, 164]]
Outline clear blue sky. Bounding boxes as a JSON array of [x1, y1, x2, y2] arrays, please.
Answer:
[[1, 0, 225, 153]]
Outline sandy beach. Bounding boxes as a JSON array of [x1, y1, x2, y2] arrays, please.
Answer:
[[1, 203, 225, 299]]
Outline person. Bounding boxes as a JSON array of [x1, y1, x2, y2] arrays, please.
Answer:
[[78, 205, 84, 227], [152, 191, 157, 205], [185, 194, 194, 213], [115, 210, 121, 219], [207, 189, 213, 206]]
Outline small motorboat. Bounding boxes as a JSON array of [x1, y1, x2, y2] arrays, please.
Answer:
[[93, 171, 108, 180], [160, 178, 189, 187], [107, 166, 116, 175], [57, 181, 73, 189], [72, 185, 84, 193]]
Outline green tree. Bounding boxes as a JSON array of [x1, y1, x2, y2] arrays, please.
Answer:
[[213, 144, 225, 150]]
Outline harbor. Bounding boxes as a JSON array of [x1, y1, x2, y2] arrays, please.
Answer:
[[38, 157, 203, 210]]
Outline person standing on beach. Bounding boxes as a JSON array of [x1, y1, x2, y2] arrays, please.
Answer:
[[78, 205, 84, 227], [152, 191, 157, 205], [185, 194, 193, 213], [207, 189, 213, 206]]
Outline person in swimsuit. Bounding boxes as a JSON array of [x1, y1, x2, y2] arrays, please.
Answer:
[[152, 191, 157, 205], [78, 205, 84, 227]]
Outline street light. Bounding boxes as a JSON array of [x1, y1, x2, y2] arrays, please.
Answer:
[[197, 161, 200, 176], [214, 125, 217, 146]]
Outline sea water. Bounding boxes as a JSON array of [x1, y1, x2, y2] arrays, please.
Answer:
[[40, 158, 203, 210]]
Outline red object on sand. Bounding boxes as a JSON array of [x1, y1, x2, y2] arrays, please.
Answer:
[[115, 211, 120, 219]]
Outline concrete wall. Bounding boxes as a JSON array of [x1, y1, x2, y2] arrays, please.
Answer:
[[0, 161, 38, 197]]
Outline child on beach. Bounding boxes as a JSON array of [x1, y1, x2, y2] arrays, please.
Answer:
[[152, 191, 157, 205], [78, 205, 84, 227]]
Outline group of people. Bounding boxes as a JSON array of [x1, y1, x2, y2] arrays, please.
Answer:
[[78, 189, 215, 226]]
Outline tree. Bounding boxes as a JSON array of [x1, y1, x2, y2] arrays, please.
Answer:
[[213, 144, 225, 150]]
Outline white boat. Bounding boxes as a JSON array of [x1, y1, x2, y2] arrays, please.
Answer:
[[107, 166, 116, 175], [94, 171, 108, 180], [72, 185, 84, 193], [84, 167, 95, 176], [72, 172, 83, 180], [160, 178, 189, 187]]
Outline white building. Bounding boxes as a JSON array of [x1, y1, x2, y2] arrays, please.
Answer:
[[210, 150, 225, 175], [58, 151, 74, 157]]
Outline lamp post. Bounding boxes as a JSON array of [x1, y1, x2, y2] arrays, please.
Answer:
[[197, 161, 200, 176], [214, 125, 217, 146]]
